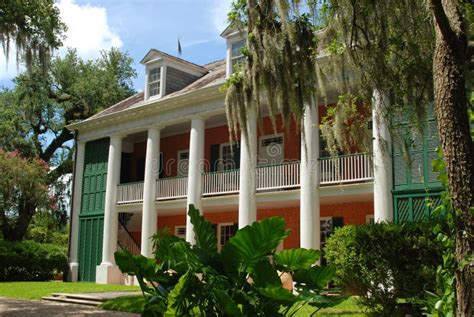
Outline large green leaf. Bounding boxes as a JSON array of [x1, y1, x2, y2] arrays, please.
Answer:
[[255, 286, 300, 305], [274, 248, 320, 271], [252, 259, 281, 287], [213, 289, 243, 317], [165, 271, 190, 315], [188, 204, 217, 255], [221, 216, 289, 271], [293, 265, 336, 289]]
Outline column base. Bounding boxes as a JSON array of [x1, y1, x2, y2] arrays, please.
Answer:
[[68, 262, 79, 282], [96, 263, 123, 284]]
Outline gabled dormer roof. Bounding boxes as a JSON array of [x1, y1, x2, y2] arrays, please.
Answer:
[[140, 49, 208, 75], [220, 23, 246, 38]]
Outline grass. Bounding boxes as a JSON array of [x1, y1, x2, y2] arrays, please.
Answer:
[[100, 294, 367, 316], [0, 281, 140, 300]]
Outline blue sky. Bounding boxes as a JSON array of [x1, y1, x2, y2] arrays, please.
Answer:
[[0, 0, 232, 90]]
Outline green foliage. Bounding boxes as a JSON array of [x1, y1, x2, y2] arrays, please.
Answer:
[[0, 240, 67, 281], [0, 48, 136, 240], [0, 150, 50, 241], [423, 148, 456, 316], [0, 0, 66, 70], [115, 205, 342, 316], [27, 211, 68, 246], [325, 222, 443, 316]]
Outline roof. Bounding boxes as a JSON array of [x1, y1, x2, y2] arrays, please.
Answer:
[[85, 59, 226, 121], [140, 49, 208, 74]]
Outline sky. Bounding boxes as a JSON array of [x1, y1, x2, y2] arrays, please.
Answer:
[[0, 0, 233, 90]]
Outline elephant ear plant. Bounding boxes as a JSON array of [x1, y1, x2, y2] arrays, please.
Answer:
[[115, 205, 343, 316]]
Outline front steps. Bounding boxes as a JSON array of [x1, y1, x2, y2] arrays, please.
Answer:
[[42, 291, 141, 307]]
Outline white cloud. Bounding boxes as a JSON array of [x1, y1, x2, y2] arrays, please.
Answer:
[[0, 47, 24, 80], [0, 0, 122, 81], [211, 0, 233, 34], [56, 0, 122, 59]]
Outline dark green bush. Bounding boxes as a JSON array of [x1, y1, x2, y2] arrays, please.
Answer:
[[324, 222, 443, 316], [0, 240, 67, 281]]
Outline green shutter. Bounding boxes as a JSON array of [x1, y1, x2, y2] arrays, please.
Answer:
[[393, 191, 443, 224], [78, 138, 109, 282], [210, 144, 220, 172]]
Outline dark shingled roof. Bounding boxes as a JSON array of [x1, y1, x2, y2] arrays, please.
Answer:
[[88, 59, 226, 120]]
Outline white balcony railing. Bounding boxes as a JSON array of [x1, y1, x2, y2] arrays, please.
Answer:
[[319, 153, 373, 185], [116, 153, 373, 204], [257, 161, 300, 191], [203, 169, 240, 196], [156, 176, 188, 200], [117, 182, 144, 204]]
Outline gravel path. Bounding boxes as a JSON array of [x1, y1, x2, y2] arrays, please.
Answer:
[[0, 298, 139, 317]]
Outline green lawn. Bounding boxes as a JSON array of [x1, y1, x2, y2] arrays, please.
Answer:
[[100, 295, 367, 316], [0, 281, 140, 300]]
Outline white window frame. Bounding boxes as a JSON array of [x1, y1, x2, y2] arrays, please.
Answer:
[[177, 149, 189, 177], [258, 133, 284, 166], [217, 222, 236, 251], [230, 39, 245, 72], [147, 67, 161, 98], [175, 225, 186, 240]]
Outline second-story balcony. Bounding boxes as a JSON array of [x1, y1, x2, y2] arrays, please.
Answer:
[[116, 153, 373, 205]]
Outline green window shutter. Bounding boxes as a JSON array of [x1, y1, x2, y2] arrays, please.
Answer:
[[210, 144, 220, 172], [233, 143, 240, 169], [332, 217, 344, 230]]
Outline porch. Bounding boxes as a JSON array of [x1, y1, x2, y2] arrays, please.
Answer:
[[116, 153, 373, 205]]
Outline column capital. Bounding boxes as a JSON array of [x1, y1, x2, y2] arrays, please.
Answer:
[[109, 133, 126, 141]]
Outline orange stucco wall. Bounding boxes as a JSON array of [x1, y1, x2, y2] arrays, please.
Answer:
[[128, 201, 374, 250]]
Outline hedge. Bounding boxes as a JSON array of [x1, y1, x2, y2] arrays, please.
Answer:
[[324, 222, 443, 315], [0, 240, 67, 281]]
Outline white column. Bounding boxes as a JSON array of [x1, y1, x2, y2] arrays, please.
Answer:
[[372, 89, 393, 222], [238, 107, 257, 228], [97, 134, 123, 284], [185, 118, 205, 243], [68, 140, 85, 282], [300, 98, 320, 249], [141, 127, 160, 257]]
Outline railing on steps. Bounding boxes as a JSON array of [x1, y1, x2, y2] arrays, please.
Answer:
[[117, 217, 141, 256]]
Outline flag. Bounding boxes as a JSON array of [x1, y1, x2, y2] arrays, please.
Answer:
[[178, 37, 182, 56]]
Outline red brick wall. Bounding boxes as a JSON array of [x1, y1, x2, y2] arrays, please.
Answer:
[[145, 201, 373, 249]]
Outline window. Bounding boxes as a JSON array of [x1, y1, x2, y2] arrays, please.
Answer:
[[230, 39, 245, 72], [175, 226, 186, 240], [219, 143, 238, 171], [218, 223, 237, 251], [366, 215, 374, 224], [259, 134, 284, 165], [177, 150, 189, 176], [148, 67, 161, 97]]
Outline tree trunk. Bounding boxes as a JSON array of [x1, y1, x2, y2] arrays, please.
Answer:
[[431, 1, 474, 316], [1, 196, 36, 241]]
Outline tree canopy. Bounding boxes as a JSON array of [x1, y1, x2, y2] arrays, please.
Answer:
[[0, 48, 136, 240], [0, 0, 66, 70]]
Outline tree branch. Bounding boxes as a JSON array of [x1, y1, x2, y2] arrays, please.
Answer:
[[429, 0, 458, 47], [41, 128, 73, 162]]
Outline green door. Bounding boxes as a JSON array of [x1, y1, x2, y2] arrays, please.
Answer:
[[78, 138, 109, 282]]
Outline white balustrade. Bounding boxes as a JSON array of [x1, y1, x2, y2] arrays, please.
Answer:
[[117, 182, 144, 204], [116, 154, 373, 204], [319, 153, 373, 185], [156, 176, 188, 200], [257, 161, 300, 191], [203, 169, 240, 196]]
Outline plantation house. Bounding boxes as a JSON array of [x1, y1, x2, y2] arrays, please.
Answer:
[[67, 27, 442, 284]]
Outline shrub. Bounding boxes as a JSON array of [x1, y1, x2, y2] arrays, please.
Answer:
[[115, 205, 344, 316], [0, 240, 67, 281], [324, 222, 443, 316]]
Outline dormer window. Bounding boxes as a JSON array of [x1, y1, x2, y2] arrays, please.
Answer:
[[148, 67, 161, 97], [230, 39, 245, 72]]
